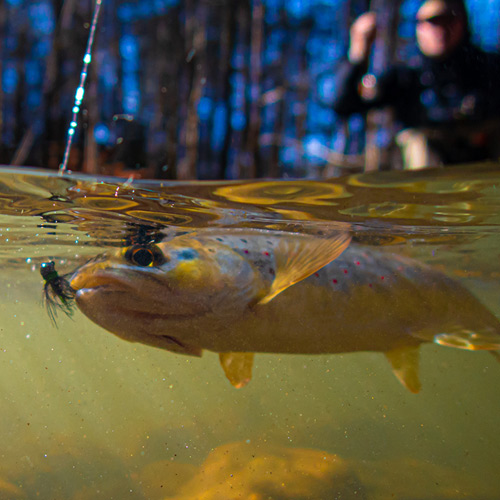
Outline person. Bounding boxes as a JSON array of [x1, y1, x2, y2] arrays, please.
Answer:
[[333, 0, 500, 170]]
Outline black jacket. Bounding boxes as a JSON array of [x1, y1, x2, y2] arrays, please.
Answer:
[[333, 42, 500, 130]]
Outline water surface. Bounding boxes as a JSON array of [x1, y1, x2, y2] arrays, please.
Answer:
[[1, 165, 499, 499]]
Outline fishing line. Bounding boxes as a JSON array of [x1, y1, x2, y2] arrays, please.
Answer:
[[59, 0, 103, 174]]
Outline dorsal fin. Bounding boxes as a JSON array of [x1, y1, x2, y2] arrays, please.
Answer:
[[258, 232, 351, 305], [219, 352, 255, 388], [385, 346, 421, 394]]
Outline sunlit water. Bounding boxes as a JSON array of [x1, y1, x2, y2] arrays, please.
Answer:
[[1, 164, 500, 499]]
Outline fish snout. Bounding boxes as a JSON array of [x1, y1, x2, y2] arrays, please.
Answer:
[[70, 261, 123, 292]]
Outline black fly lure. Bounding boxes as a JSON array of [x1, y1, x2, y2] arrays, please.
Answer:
[[40, 261, 76, 326]]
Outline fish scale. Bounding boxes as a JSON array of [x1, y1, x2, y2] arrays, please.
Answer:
[[67, 229, 500, 392], [205, 234, 277, 281], [310, 246, 420, 292]]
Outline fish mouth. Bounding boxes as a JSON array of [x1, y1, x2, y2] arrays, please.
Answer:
[[70, 266, 135, 293], [71, 261, 173, 296], [71, 262, 212, 319], [75, 285, 211, 321]]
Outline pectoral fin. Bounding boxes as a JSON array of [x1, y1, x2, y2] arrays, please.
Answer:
[[219, 352, 254, 388], [385, 346, 421, 394], [259, 232, 351, 305]]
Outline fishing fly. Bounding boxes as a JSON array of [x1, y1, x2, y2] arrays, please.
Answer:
[[40, 261, 76, 326]]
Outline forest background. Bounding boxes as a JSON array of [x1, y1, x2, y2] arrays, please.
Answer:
[[1, 0, 500, 179]]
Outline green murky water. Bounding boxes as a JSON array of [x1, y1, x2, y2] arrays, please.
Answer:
[[1, 164, 500, 499]]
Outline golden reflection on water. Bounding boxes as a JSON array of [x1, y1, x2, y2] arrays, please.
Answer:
[[0, 163, 499, 230], [0, 164, 500, 498], [214, 180, 350, 205]]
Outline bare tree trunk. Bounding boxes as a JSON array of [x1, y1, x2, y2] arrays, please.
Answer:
[[11, 0, 78, 166], [243, 0, 264, 178], [177, 0, 207, 179], [364, 0, 402, 172], [155, 12, 182, 179], [215, 0, 233, 178], [226, 0, 250, 179]]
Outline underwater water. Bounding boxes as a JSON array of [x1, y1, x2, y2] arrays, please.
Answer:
[[1, 164, 500, 499]]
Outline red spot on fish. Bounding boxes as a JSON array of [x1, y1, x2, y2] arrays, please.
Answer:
[[355, 261, 360, 266], [333, 279, 338, 284], [263, 251, 270, 257], [343, 269, 348, 274], [369, 283, 373, 288], [314, 273, 319, 278], [243, 249, 249, 254], [380, 276, 385, 280]]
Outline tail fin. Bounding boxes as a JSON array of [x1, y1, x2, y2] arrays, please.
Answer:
[[433, 328, 500, 351], [489, 351, 500, 363]]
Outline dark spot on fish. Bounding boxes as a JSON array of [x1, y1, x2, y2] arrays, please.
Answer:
[[266, 241, 273, 246], [314, 273, 319, 278], [269, 268, 275, 275], [216, 238, 223, 242], [241, 239, 248, 243]]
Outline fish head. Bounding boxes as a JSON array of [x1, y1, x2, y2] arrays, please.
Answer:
[[69, 235, 269, 348]]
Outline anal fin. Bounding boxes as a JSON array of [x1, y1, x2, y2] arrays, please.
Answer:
[[385, 346, 421, 394], [219, 352, 254, 389]]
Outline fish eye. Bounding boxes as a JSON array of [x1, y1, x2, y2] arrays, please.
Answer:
[[125, 245, 166, 267]]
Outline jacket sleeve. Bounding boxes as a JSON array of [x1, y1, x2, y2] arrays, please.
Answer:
[[481, 52, 500, 116], [332, 61, 401, 117], [332, 61, 369, 117]]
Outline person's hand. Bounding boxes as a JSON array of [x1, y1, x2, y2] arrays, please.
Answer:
[[348, 12, 377, 64]]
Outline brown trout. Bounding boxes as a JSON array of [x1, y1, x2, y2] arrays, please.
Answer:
[[68, 229, 500, 392]]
